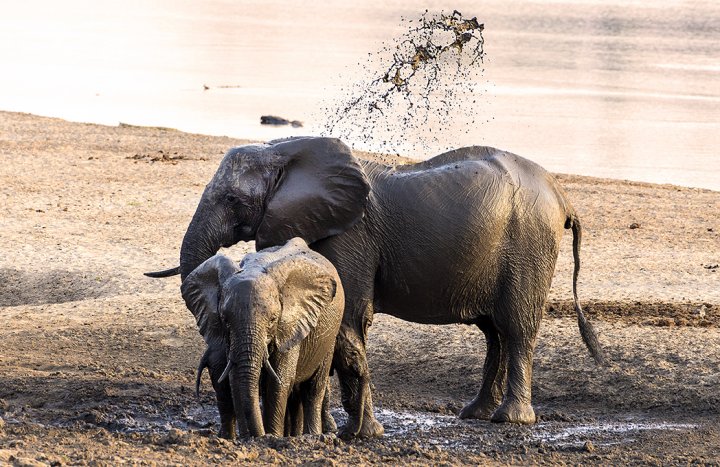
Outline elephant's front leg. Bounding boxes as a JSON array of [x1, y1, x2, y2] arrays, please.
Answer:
[[333, 323, 384, 439], [284, 391, 303, 436], [204, 344, 243, 438], [315, 240, 383, 438], [262, 351, 299, 436]]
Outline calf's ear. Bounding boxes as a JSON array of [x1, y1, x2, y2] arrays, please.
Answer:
[[180, 255, 240, 347], [270, 256, 338, 353]]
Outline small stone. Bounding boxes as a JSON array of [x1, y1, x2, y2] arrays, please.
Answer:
[[583, 440, 595, 453], [692, 305, 707, 318], [661, 317, 675, 326], [163, 428, 188, 445], [629, 223, 641, 229]]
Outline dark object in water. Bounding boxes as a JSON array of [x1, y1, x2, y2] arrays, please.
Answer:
[[260, 115, 303, 128]]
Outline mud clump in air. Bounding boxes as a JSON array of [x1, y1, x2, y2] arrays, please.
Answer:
[[320, 10, 489, 158]]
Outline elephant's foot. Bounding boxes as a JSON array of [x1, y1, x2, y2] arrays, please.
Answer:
[[338, 419, 385, 441], [322, 412, 337, 434], [459, 397, 501, 420], [338, 417, 361, 440], [358, 414, 384, 438], [490, 401, 536, 425], [338, 415, 384, 440], [218, 421, 236, 440], [216, 411, 237, 439]]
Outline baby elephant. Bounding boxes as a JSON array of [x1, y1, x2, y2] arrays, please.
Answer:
[[181, 238, 344, 437]]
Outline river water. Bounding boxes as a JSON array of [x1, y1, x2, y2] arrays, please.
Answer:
[[1, 0, 718, 189]]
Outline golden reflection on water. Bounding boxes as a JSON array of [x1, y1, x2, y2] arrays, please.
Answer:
[[0, 0, 718, 189]]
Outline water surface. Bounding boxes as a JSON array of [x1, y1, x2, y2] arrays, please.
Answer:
[[1, 0, 718, 189]]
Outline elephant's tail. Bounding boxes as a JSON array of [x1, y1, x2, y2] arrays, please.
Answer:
[[568, 215, 607, 366]]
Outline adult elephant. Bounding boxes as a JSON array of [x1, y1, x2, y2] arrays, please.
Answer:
[[148, 137, 605, 438]]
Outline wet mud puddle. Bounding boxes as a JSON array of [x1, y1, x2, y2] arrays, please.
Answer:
[[335, 408, 700, 452], [4, 400, 699, 452], [1, 403, 217, 435], [531, 420, 698, 448]]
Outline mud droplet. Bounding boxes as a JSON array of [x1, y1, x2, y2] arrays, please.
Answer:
[[318, 10, 487, 156]]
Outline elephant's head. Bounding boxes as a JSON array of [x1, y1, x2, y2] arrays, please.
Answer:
[[180, 239, 338, 437], [176, 137, 370, 281]]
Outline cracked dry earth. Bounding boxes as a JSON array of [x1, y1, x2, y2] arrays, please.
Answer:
[[1, 111, 718, 465]]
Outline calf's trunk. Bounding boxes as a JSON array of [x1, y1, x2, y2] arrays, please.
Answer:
[[230, 334, 266, 437]]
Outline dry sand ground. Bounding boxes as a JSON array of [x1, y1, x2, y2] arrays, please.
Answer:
[[0, 110, 718, 465]]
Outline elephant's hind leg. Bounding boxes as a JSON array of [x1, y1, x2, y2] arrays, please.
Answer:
[[300, 354, 333, 435], [321, 380, 337, 434], [459, 317, 507, 420], [489, 300, 541, 425]]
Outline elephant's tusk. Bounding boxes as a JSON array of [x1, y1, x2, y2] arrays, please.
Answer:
[[195, 350, 210, 398], [263, 346, 281, 387], [218, 359, 233, 383], [144, 266, 180, 278]]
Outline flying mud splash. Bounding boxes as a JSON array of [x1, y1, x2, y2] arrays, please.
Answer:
[[320, 10, 490, 157]]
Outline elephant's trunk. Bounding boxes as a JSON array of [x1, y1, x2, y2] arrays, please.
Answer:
[[179, 200, 229, 280], [230, 328, 266, 437]]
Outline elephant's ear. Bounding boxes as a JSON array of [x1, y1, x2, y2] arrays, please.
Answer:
[[180, 255, 240, 347], [256, 137, 370, 249], [271, 256, 338, 353]]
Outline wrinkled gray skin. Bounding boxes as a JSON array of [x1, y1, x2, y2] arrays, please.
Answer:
[[148, 137, 605, 438], [180, 238, 343, 437]]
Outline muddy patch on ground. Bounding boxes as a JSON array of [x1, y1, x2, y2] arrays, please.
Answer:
[[1, 311, 719, 464], [0, 268, 119, 306]]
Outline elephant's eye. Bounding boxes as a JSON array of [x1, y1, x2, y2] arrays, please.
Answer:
[[225, 193, 239, 204]]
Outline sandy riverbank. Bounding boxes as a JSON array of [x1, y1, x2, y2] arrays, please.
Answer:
[[1, 111, 718, 464]]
